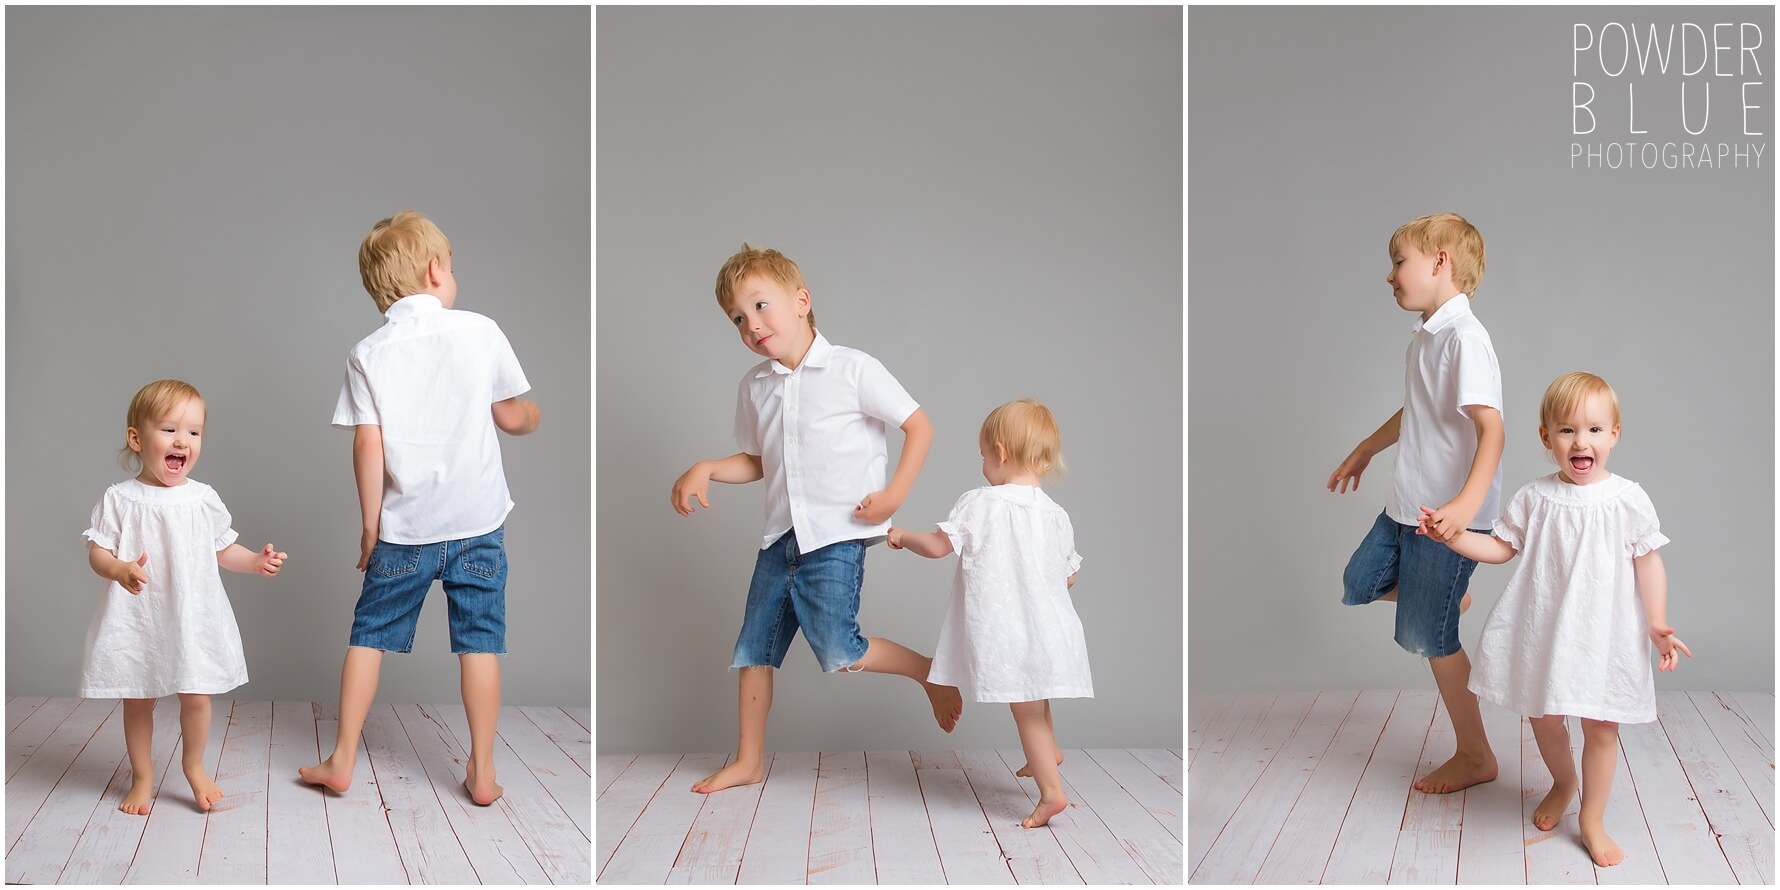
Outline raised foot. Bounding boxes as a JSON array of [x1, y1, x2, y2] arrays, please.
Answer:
[[184, 765, 224, 812], [1532, 780, 1576, 831], [298, 756, 354, 793], [1021, 794, 1068, 828], [691, 760, 764, 794], [464, 762, 503, 806], [1581, 823, 1624, 866], [118, 779, 154, 815], [1411, 751, 1497, 794], [1016, 752, 1065, 778], [925, 682, 963, 733]]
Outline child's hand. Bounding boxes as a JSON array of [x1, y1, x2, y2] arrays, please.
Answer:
[[116, 553, 150, 595], [255, 543, 288, 577], [1649, 624, 1693, 672], [671, 465, 713, 516], [357, 529, 377, 572], [854, 490, 900, 525], [887, 527, 906, 549], [1327, 447, 1373, 493], [1420, 501, 1477, 543]]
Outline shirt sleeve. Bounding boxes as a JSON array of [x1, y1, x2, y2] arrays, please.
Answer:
[[487, 322, 531, 403], [854, 354, 919, 427], [1059, 510, 1083, 577], [1450, 329, 1503, 416], [733, 373, 761, 455], [332, 355, 378, 430], [82, 490, 121, 551], [205, 488, 241, 552], [935, 490, 980, 553], [1492, 484, 1530, 551], [1626, 485, 1670, 558]]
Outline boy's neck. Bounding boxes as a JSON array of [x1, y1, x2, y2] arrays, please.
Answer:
[[777, 326, 817, 370], [1421, 287, 1466, 321]]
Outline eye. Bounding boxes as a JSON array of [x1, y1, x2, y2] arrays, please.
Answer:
[[1590, 426, 1603, 433], [755, 301, 769, 311]]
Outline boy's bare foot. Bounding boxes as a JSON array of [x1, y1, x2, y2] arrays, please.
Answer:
[[925, 682, 963, 732], [1016, 751, 1064, 777], [463, 761, 503, 806], [184, 765, 224, 812], [691, 760, 765, 794], [1580, 821, 1624, 866], [298, 756, 354, 793], [1021, 794, 1068, 828], [1411, 751, 1497, 793], [118, 778, 154, 815], [1531, 779, 1576, 831]]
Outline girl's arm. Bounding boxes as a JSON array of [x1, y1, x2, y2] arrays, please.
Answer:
[[1635, 550, 1692, 670], [89, 541, 148, 593], [218, 543, 287, 577], [1420, 524, 1518, 564], [887, 526, 953, 559]]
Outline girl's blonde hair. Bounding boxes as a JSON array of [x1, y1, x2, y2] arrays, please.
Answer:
[[121, 379, 203, 471], [1539, 371, 1620, 433], [980, 398, 1065, 477]]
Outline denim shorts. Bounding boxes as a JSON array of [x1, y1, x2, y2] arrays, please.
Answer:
[[1342, 511, 1484, 658], [350, 526, 507, 655], [732, 529, 870, 673]]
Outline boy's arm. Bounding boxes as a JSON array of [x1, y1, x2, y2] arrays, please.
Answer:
[[855, 407, 932, 524], [886, 526, 953, 559], [354, 424, 385, 570], [218, 542, 288, 576], [88, 541, 149, 593], [1635, 551, 1692, 670], [493, 397, 541, 435], [1328, 409, 1402, 493], [1422, 405, 1503, 541], [672, 452, 765, 516], [1417, 521, 1518, 564]]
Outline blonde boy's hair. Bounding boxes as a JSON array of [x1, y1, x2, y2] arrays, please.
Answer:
[[1540, 371, 1620, 432], [980, 398, 1066, 477], [121, 379, 203, 470], [714, 244, 816, 331], [1390, 212, 1486, 297], [359, 210, 452, 312]]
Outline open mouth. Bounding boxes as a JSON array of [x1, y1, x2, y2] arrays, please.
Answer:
[[165, 453, 187, 473], [1568, 455, 1593, 474]]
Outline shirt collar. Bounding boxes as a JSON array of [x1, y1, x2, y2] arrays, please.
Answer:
[[385, 294, 444, 321], [758, 329, 832, 376], [1413, 294, 1472, 334]]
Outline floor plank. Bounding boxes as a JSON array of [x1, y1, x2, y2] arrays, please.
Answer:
[[1454, 700, 1523, 884], [263, 702, 334, 884], [668, 750, 768, 884], [911, 749, 961, 770], [863, 750, 945, 884], [55, 697, 184, 885], [1186, 692, 1267, 774], [917, 763, 1015, 884], [198, 699, 273, 883], [432, 703, 592, 884], [597, 753, 682, 876], [597, 754, 636, 799], [6, 701, 129, 885], [1595, 739, 1667, 885], [1689, 690, 1775, 827], [7, 697, 47, 735], [1254, 690, 1395, 884], [1320, 690, 1437, 884], [1057, 745, 1183, 884], [491, 705, 593, 841], [992, 748, 1154, 884], [122, 698, 231, 883], [7, 699, 118, 853], [1187, 692, 1233, 767], [1188, 690, 1312, 875], [564, 707, 591, 734], [521, 706, 591, 778], [316, 709, 410, 884], [600, 753, 727, 884], [957, 748, 1082, 884], [1727, 692, 1775, 751], [1618, 707, 1737, 883], [1129, 747, 1183, 795], [394, 703, 550, 884], [1656, 690, 1773, 884], [6, 697, 85, 783], [362, 703, 480, 885], [1083, 747, 1182, 842], [808, 751, 875, 884], [736, 751, 818, 885], [1391, 697, 1460, 885]]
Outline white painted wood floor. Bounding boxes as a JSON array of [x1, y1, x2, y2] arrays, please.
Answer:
[[1189, 690, 1775, 884], [4, 697, 591, 884], [597, 747, 1183, 883]]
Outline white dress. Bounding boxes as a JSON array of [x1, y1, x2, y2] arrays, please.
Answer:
[[1468, 473, 1668, 724], [80, 478, 249, 699], [927, 485, 1092, 703]]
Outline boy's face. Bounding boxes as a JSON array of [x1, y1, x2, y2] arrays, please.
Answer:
[[128, 396, 205, 488], [1539, 392, 1619, 485], [726, 274, 812, 362], [1386, 240, 1447, 318]]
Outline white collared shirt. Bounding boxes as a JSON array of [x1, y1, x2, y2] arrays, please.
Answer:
[[734, 331, 920, 552], [1391, 294, 1503, 529], [333, 294, 531, 544]]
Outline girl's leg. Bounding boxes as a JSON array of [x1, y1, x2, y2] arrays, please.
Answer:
[[848, 637, 963, 732], [177, 693, 224, 811], [1011, 700, 1068, 828], [1527, 715, 1578, 830], [693, 666, 774, 793], [1015, 701, 1065, 777], [119, 698, 158, 815], [1578, 718, 1625, 866]]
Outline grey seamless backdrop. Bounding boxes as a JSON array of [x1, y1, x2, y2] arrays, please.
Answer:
[[6, 7, 590, 706], [1189, 7, 1774, 695], [598, 7, 1181, 754]]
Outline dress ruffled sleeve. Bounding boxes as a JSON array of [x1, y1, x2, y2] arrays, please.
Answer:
[[936, 490, 981, 554], [205, 488, 240, 552], [1626, 485, 1669, 559], [82, 489, 121, 551], [1493, 483, 1531, 551], [1058, 510, 1083, 576]]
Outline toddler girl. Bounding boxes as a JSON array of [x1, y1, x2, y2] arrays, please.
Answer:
[[889, 399, 1091, 829], [81, 379, 287, 814], [1422, 371, 1690, 866]]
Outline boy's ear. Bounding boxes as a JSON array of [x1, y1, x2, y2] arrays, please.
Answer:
[[427, 256, 447, 288], [794, 287, 811, 317]]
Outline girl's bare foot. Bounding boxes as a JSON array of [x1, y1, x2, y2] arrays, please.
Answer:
[[298, 756, 354, 793], [1016, 751, 1065, 778], [118, 779, 154, 815], [1580, 821, 1624, 866], [1411, 751, 1497, 793], [463, 761, 503, 806], [185, 765, 224, 812], [1021, 794, 1068, 828], [1531, 780, 1576, 831], [691, 760, 765, 794], [925, 682, 963, 732]]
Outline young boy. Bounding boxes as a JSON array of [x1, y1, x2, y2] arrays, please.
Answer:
[[300, 210, 541, 805], [670, 244, 963, 794], [1327, 212, 1503, 794]]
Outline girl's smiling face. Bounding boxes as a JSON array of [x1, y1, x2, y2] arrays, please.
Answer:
[[1540, 391, 1619, 485], [129, 396, 205, 487]]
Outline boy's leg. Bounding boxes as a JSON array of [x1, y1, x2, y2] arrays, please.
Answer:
[[847, 638, 964, 732], [299, 646, 384, 792], [1578, 718, 1625, 866], [692, 666, 774, 793], [1010, 700, 1068, 828], [119, 698, 157, 814], [1015, 700, 1064, 777], [440, 528, 509, 805], [177, 693, 224, 811], [460, 653, 503, 805], [1400, 525, 1494, 793], [1414, 649, 1498, 793], [1527, 714, 1578, 830]]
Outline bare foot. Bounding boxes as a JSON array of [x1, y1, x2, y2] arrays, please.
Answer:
[[690, 760, 764, 794], [463, 761, 503, 806], [298, 755, 354, 793], [1580, 822, 1624, 866], [185, 765, 224, 812], [1531, 780, 1576, 831], [118, 778, 153, 815], [925, 682, 963, 733], [1411, 751, 1497, 793], [1021, 794, 1068, 828], [1016, 751, 1065, 777]]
